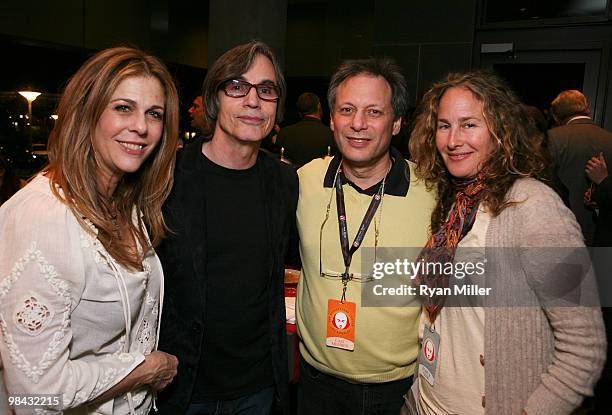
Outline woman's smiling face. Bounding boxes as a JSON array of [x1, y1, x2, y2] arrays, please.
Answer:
[[435, 86, 496, 179], [93, 75, 165, 193]]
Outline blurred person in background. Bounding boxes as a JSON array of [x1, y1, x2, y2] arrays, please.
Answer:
[[276, 92, 335, 167], [188, 95, 211, 142], [586, 153, 612, 246], [585, 152, 612, 415], [0, 156, 22, 206], [548, 89, 612, 246]]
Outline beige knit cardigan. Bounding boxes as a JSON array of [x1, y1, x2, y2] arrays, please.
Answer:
[[483, 178, 606, 415]]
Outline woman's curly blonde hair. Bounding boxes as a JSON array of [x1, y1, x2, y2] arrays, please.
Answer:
[[409, 71, 547, 233]]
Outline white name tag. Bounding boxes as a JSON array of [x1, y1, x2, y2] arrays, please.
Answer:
[[418, 324, 440, 386]]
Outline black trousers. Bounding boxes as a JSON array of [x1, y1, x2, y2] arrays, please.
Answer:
[[297, 357, 413, 415]]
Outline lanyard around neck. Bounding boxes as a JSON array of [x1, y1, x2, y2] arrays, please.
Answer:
[[334, 165, 386, 298]]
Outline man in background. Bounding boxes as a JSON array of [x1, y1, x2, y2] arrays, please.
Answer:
[[188, 95, 207, 133], [184, 95, 211, 146], [548, 89, 612, 246], [276, 92, 335, 166]]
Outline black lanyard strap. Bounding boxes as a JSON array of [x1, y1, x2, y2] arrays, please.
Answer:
[[334, 166, 386, 300]]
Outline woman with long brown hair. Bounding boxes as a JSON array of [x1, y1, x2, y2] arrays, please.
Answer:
[[403, 71, 605, 415], [0, 46, 179, 414]]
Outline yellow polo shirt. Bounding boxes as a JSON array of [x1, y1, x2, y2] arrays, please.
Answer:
[[296, 153, 436, 383]]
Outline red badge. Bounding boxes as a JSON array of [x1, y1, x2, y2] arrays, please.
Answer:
[[326, 299, 356, 351]]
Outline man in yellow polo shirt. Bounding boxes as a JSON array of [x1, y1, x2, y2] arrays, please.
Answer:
[[296, 58, 435, 414]]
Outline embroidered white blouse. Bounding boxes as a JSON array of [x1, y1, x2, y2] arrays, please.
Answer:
[[0, 175, 163, 415]]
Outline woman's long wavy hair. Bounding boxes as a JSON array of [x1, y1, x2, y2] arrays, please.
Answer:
[[46, 46, 179, 270], [409, 71, 547, 233]]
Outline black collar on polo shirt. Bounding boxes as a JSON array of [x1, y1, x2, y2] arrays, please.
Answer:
[[323, 146, 410, 197]]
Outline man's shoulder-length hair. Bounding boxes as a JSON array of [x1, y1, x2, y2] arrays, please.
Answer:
[[202, 40, 286, 127]]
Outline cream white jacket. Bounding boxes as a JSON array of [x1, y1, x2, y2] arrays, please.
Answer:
[[0, 176, 163, 414]]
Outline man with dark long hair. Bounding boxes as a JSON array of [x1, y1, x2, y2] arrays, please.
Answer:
[[156, 41, 296, 415]]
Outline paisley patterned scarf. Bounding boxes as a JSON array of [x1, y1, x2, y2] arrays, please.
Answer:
[[416, 174, 486, 324]]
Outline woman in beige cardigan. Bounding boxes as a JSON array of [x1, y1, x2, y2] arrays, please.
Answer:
[[403, 71, 606, 415]]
